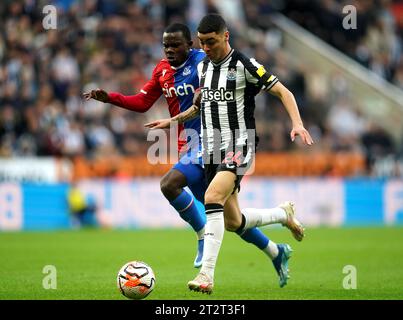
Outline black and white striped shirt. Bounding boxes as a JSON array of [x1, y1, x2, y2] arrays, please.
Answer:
[[197, 49, 278, 155]]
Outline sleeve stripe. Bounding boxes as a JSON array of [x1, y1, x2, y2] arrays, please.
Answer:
[[265, 77, 279, 91]]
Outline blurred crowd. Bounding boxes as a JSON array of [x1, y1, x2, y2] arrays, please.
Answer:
[[0, 0, 402, 177], [280, 0, 403, 86]]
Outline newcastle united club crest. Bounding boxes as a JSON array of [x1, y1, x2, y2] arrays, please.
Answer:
[[227, 67, 237, 81]]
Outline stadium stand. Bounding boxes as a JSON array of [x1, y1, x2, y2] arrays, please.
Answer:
[[0, 0, 402, 178]]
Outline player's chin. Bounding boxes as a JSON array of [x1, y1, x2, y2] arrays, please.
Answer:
[[166, 57, 177, 65]]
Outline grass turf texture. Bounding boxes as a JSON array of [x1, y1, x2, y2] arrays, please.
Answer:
[[0, 227, 402, 300]]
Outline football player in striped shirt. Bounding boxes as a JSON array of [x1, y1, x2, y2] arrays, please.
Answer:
[[146, 14, 313, 294], [85, 23, 298, 273]]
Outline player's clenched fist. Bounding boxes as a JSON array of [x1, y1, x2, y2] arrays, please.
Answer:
[[82, 88, 109, 103]]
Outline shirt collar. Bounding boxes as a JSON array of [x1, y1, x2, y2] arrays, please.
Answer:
[[211, 48, 234, 67]]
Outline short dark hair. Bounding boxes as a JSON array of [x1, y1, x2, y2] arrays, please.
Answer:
[[164, 23, 191, 42], [197, 14, 227, 34]]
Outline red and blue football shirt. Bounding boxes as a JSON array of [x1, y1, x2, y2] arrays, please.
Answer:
[[108, 49, 205, 153]]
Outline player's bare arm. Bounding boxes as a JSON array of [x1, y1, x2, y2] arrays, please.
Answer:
[[144, 104, 200, 129], [269, 81, 314, 146], [176, 104, 201, 123], [82, 88, 109, 103], [144, 87, 202, 129], [172, 87, 202, 123]]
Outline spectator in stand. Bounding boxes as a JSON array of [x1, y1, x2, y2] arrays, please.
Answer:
[[361, 122, 395, 175], [0, 0, 401, 177]]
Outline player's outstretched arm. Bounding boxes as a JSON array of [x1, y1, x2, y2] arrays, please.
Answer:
[[83, 88, 109, 103], [269, 81, 314, 146], [144, 104, 201, 129], [83, 73, 162, 113], [144, 118, 172, 129]]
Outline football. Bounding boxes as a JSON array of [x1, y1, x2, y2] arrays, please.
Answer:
[[117, 261, 156, 300]]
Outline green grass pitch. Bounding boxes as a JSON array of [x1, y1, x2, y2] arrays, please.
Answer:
[[0, 226, 402, 300]]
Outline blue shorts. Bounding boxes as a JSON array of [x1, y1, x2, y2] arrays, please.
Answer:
[[172, 151, 206, 203]]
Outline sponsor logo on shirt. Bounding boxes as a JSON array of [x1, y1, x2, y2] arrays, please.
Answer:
[[201, 87, 235, 102], [162, 82, 196, 98]]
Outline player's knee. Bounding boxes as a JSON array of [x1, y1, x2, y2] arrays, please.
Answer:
[[160, 176, 169, 194], [204, 190, 225, 205], [224, 218, 241, 232], [160, 175, 180, 200]]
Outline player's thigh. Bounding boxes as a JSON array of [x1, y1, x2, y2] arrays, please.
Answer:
[[223, 192, 242, 231], [204, 170, 237, 205], [172, 153, 204, 186]]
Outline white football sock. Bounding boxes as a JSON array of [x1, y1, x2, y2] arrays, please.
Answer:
[[200, 210, 224, 280], [262, 240, 279, 260], [242, 207, 287, 230]]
